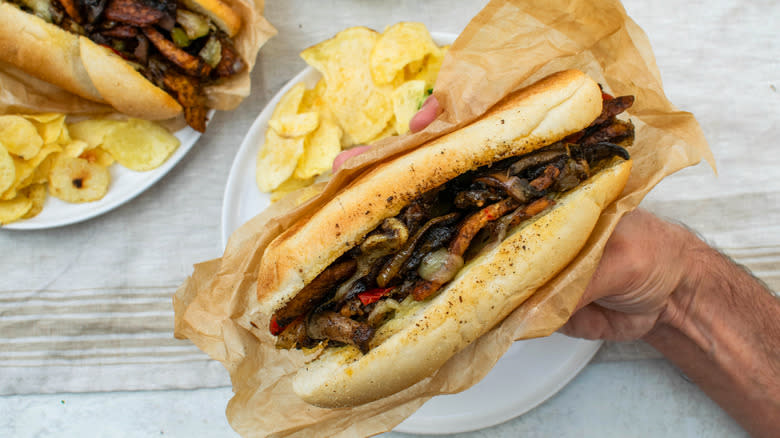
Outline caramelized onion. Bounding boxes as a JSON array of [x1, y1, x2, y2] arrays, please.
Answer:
[[367, 298, 400, 326], [418, 248, 463, 284]]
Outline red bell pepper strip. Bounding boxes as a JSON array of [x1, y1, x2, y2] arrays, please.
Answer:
[[269, 316, 283, 336], [357, 287, 393, 306]]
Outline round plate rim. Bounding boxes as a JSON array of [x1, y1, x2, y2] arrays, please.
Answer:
[[4, 116, 207, 230]]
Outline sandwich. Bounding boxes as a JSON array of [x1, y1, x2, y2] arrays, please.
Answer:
[[254, 69, 635, 407], [0, 0, 246, 132]]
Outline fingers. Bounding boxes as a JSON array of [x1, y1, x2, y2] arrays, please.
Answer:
[[332, 145, 373, 172], [409, 96, 440, 133], [559, 304, 612, 340], [575, 209, 654, 311], [560, 302, 661, 341]]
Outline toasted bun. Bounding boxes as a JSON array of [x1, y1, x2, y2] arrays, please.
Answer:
[[180, 0, 242, 37], [256, 70, 603, 317], [79, 37, 182, 120], [0, 4, 102, 102], [293, 158, 632, 407]]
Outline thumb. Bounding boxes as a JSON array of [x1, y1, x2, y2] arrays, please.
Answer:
[[409, 96, 440, 133]]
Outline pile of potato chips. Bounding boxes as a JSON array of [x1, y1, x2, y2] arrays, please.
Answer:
[[0, 114, 180, 225], [256, 22, 446, 200]]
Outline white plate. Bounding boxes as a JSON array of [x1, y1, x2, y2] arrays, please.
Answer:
[[4, 122, 204, 230], [395, 335, 601, 434], [221, 32, 601, 435]]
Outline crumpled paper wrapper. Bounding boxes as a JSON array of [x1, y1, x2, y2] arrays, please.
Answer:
[[0, 0, 276, 128], [173, 0, 713, 436]]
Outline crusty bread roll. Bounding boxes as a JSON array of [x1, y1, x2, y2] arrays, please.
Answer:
[[0, 4, 103, 102], [78, 37, 182, 120], [294, 159, 631, 407], [0, 0, 242, 121], [255, 70, 633, 407]]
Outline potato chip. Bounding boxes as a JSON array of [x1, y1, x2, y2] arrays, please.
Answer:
[[293, 119, 342, 179], [67, 119, 121, 149], [300, 79, 340, 131], [370, 22, 439, 86], [0, 116, 43, 159], [404, 59, 425, 77], [0, 194, 32, 225], [299, 80, 322, 113], [0, 143, 15, 194], [80, 148, 115, 167], [366, 118, 397, 144], [56, 124, 72, 145], [24, 113, 67, 144], [101, 119, 180, 171], [392, 80, 428, 135], [301, 27, 393, 144], [21, 183, 46, 219], [23, 143, 62, 187], [270, 176, 316, 203], [48, 154, 110, 203], [269, 112, 320, 138], [64, 140, 90, 158], [272, 82, 306, 120], [255, 128, 305, 192], [22, 113, 62, 124], [409, 45, 447, 89], [0, 143, 61, 200], [30, 152, 58, 186]]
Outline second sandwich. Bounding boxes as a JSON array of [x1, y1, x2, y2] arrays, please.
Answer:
[[0, 0, 246, 131]]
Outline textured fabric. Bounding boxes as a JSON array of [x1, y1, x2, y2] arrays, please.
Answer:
[[1, 0, 778, 396]]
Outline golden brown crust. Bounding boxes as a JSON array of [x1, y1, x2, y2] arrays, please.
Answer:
[[256, 70, 603, 316], [293, 158, 632, 407], [79, 37, 182, 120], [0, 4, 103, 102]]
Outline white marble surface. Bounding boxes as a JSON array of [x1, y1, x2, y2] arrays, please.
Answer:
[[2, 0, 778, 436]]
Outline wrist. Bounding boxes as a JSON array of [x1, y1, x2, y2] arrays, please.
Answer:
[[642, 229, 780, 438], [653, 226, 712, 339]]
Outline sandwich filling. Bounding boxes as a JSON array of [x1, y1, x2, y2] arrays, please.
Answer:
[[269, 92, 635, 354], [5, 0, 246, 132]]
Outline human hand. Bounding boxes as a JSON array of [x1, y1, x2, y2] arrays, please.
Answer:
[[560, 209, 700, 341]]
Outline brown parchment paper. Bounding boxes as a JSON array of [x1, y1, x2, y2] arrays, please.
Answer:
[[0, 0, 276, 126], [173, 0, 714, 436]]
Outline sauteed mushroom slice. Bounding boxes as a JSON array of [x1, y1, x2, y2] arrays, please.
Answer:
[[474, 173, 540, 204], [580, 119, 634, 145], [507, 143, 568, 176], [307, 311, 374, 354], [275, 317, 307, 350], [571, 141, 630, 165], [454, 188, 503, 209]]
